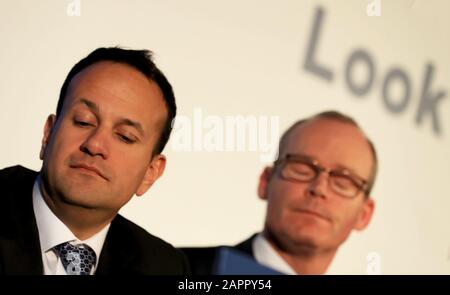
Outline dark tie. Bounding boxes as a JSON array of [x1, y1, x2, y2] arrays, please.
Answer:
[[54, 242, 97, 275]]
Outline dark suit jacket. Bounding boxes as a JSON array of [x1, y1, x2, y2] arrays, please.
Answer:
[[0, 165, 189, 275], [181, 234, 257, 275]]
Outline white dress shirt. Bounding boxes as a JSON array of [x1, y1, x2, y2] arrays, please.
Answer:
[[252, 233, 297, 275], [252, 233, 333, 275], [32, 176, 110, 275]]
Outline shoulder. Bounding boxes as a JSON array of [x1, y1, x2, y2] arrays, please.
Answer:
[[0, 165, 37, 184], [107, 214, 189, 274], [0, 166, 38, 243], [0, 165, 37, 210], [179, 234, 259, 275], [234, 233, 258, 256], [112, 215, 178, 255], [180, 246, 220, 275], [181, 246, 219, 261]]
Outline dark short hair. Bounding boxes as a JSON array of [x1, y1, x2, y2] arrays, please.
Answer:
[[277, 111, 378, 196], [56, 46, 176, 155]]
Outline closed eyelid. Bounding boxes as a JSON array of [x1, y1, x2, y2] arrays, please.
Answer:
[[330, 170, 366, 186], [73, 114, 97, 125], [115, 119, 144, 137], [329, 169, 352, 177], [117, 130, 137, 139], [331, 166, 364, 179], [295, 161, 355, 180]]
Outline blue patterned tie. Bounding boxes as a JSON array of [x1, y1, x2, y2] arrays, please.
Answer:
[[54, 242, 97, 275]]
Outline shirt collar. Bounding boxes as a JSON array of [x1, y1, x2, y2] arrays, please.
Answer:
[[32, 175, 110, 260], [252, 233, 297, 275]]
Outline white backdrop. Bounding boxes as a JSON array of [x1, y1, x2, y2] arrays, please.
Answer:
[[0, 0, 449, 274]]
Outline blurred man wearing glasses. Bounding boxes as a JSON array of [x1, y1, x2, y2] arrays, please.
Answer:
[[182, 110, 377, 275]]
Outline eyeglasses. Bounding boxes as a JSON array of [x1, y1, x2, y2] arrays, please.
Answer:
[[274, 154, 369, 199]]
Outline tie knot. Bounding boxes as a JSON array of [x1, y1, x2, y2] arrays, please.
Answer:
[[54, 242, 97, 275]]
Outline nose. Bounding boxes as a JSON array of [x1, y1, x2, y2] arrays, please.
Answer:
[[80, 128, 109, 159], [306, 171, 329, 199]]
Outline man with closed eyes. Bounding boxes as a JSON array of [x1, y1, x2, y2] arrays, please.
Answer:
[[0, 47, 188, 275]]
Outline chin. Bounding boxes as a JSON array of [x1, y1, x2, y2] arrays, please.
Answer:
[[57, 185, 105, 209], [290, 225, 326, 245], [60, 195, 99, 209], [285, 232, 324, 251]]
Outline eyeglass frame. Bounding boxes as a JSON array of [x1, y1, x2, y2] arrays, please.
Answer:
[[273, 153, 370, 199]]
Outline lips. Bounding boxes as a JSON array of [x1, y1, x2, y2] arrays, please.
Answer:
[[295, 208, 331, 222], [70, 163, 108, 181]]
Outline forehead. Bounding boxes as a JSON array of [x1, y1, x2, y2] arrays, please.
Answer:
[[282, 118, 373, 179], [64, 61, 167, 131]]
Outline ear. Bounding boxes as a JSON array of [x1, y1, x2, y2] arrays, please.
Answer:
[[257, 167, 273, 200], [40, 114, 57, 160], [136, 154, 166, 196], [354, 197, 375, 231]]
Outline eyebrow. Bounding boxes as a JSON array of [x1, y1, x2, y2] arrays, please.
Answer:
[[77, 98, 99, 113], [75, 98, 145, 137]]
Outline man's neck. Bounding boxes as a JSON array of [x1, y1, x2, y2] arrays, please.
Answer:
[[277, 248, 336, 275], [39, 181, 114, 241], [263, 230, 337, 275]]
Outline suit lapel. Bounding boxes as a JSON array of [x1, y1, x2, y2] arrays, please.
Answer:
[[234, 233, 258, 257], [2, 222, 44, 274], [0, 166, 43, 274], [95, 217, 134, 275]]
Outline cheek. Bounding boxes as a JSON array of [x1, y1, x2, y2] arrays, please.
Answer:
[[47, 122, 82, 153], [268, 180, 307, 204], [110, 152, 150, 188], [266, 182, 304, 220], [331, 203, 363, 234], [45, 132, 71, 165]]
